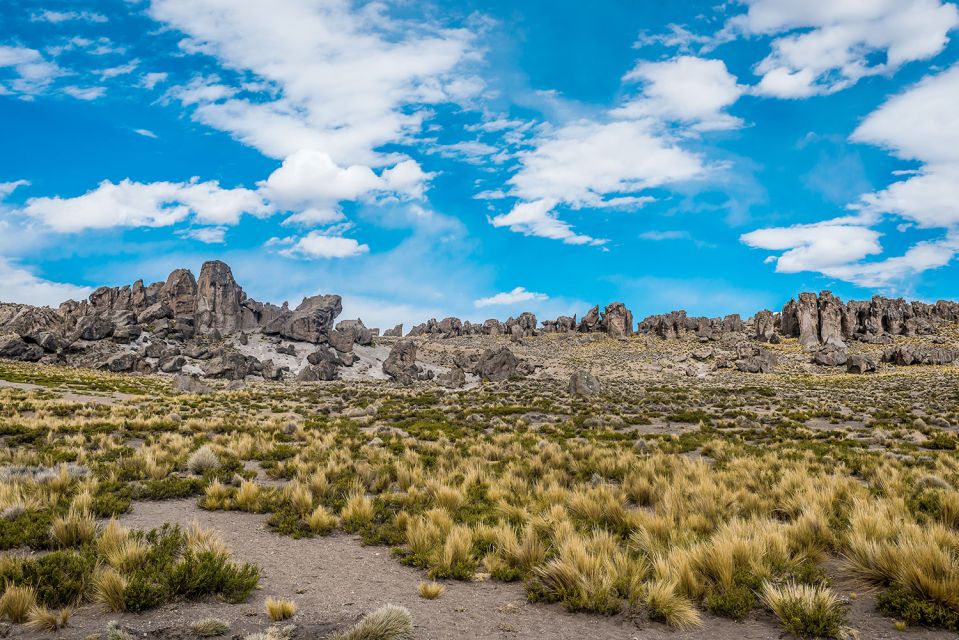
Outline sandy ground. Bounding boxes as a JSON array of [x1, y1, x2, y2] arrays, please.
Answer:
[[5, 499, 953, 640]]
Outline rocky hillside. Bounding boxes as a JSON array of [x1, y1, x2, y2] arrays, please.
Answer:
[[2, 260, 958, 385]]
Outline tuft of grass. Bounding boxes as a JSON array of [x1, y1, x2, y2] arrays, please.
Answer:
[[0, 584, 37, 623], [329, 604, 414, 640], [645, 579, 701, 630], [93, 566, 128, 613], [50, 507, 97, 548], [266, 597, 297, 621], [418, 581, 445, 599], [187, 446, 220, 475], [761, 581, 852, 639], [340, 493, 375, 532], [25, 604, 71, 632], [307, 505, 338, 535], [191, 617, 231, 637]]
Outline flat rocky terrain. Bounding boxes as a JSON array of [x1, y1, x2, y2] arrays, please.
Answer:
[[1, 263, 958, 639]]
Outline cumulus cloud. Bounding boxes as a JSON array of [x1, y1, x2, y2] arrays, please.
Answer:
[[489, 55, 739, 244], [727, 0, 959, 97], [31, 10, 107, 23], [278, 231, 370, 259], [23, 178, 271, 232], [0, 180, 29, 200], [259, 149, 432, 226], [148, 0, 479, 166], [0, 257, 92, 306], [474, 287, 548, 308], [740, 220, 883, 273], [177, 226, 227, 244], [618, 56, 744, 131]]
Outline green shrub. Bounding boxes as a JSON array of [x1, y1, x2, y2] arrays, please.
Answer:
[[876, 586, 959, 631], [0, 510, 55, 550]]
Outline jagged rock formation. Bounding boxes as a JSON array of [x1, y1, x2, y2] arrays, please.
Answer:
[[382, 339, 432, 384], [637, 311, 742, 341]]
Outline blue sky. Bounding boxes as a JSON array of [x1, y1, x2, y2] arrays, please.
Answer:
[[1, 0, 958, 328]]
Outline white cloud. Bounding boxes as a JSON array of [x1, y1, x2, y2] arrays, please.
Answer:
[[62, 86, 105, 100], [740, 220, 883, 273], [148, 0, 479, 166], [133, 128, 158, 139], [177, 226, 227, 244], [258, 149, 431, 225], [489, 198, 602, 246], [728, 0, 959, 97], [23, 178, 271, 232], [640, 230, 692, 241], [32, 10, 107, 23], [141, 72, 168, 90], [0, 180, 29, 200], [474, 287, 548, 308], [0, 257, 93, 306], [278, 231, 369, 259], [618, 56, 744, 131], [0, 45, 61, 96]]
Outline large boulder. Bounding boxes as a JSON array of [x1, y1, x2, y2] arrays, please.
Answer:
[[382, 339, 420, 384], [475, 346, 520, 382], [882, 345, 959, 366], [173, 374, 212, 394], [0, 335, 43, 361], [578, 305, 601, 332], [76, 316, 115, 341], [813, 344, 848, 367], [796, 292, 820, 349], [383, 324, 403, 337], [265, 295, 342, 344], [506, 313, 537, 340], [846, 354, 877, 374], [100, 352, 141, 373], [200, 350, 261, 380], [436, 366, 466, 389], [818, 291, 845, 347], [569, 370, 602, 396], [601, 302, 633, 339], [300, 348, 341, 381], [328, 329, 356, 354], [335, 319, 374, 346]]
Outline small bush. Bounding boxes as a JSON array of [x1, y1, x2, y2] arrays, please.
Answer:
[[761, 581, 852, 639], [876, 586, 959, 631], [188, 447, 220, 475], [307, 505, 337, 535], [50, 507, 97, 548], [645, 579, 701, 630], [93, 567, 128, 613], [266, 597, 297, 621]]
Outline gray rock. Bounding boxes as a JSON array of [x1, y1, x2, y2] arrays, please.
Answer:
[[158, 355, 186, 373], [847, 354, 877, 374], [173, 374, 212, 394], [754, 310, 775, 342], [195, 260, 245, 335], [735, 347, 776, 373], [76, 316, 114, 341], [383, 324, 403, 337], [578, 305, 601, 332], [383, 339, 420, 384], [601, 302, 633, 339], [436, 365, 466, 389], [200, 350, 260, 379], [0, 335, 43, 361], [101, 352, 140, 373], [569, 370, 602, 396], [475, 346, 521, 382], [265, 294, 342, 343], [328, 328, 356, 354], [813, 344, 848, 367]]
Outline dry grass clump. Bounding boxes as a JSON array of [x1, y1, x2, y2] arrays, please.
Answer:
[[328, 604, 414, 640], [418, 581, 445, 599], [761, 582, 852, 639], [645, 579, 702, 630], [93, 566, 129, 612], [0, 584, 37, 623], [190, 617, 231, 637], [307, 505, 338, 535], [50, 506, 97, 547], [340, 493, 374, 531], [265, 597, 297, 621], [187, 446, 220, 475], [25, 604, 71, 632]]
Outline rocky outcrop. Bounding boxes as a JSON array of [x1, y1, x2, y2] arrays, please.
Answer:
[[569, 370, 602, 396], [383, 324, 403, 337], [754, 310, 775, 342], [264, 295, 342, 344], [200, 350, 262, 380], [0, 335, 44, 361], [600, 303, 633, 339], [298, 348, 342, 381], [195, 261, 245, 335], [734, 346, 776, 373], [541, 315, 576, 333], [506, 312, 537, 341], [436, 366, 467, 389], [577, 306, 601, 333], [882, 345, 959, 366]]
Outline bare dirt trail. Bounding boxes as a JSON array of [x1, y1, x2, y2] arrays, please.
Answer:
[[6, 499, 951, 640]]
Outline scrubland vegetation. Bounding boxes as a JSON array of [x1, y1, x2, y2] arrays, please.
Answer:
[[0, 357, 958, 637]]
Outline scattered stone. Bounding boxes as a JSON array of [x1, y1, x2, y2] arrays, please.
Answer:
[[568, 370, 602, 396]]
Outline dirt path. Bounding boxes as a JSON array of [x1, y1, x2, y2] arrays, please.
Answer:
[[0, 378, 136, 405], [6, 499, 952, 640]]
